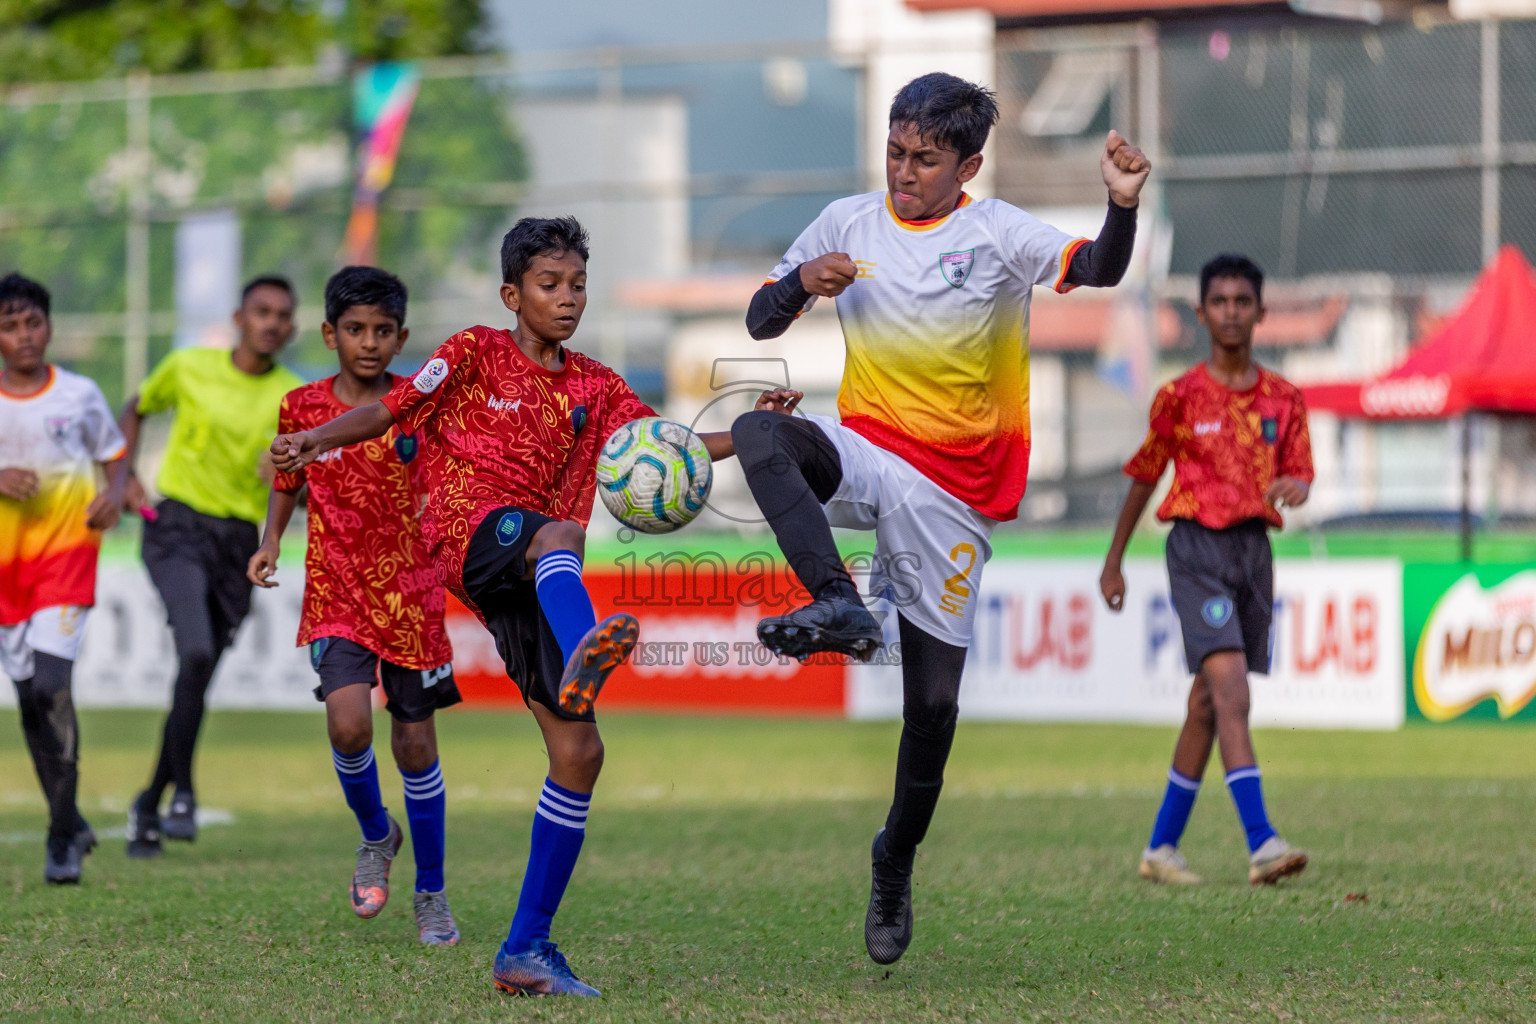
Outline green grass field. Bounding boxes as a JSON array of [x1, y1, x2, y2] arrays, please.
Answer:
[[3, 711, 1535, 1022]]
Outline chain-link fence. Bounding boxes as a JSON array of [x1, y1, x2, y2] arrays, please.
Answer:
[[0, 43, 861, 410], [5, 27, 1534, 545], [992, 17, 1536, 545]]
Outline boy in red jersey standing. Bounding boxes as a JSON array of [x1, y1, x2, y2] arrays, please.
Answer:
[[269, 217, 797, 996], [1100, 254, 1313, 888], [248, 266, 461, 945]]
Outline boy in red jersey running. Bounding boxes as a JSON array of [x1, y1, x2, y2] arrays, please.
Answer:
[[248, 266, 461, 945], [269, 217, 797, 996], [1100, 254, 1313, 888]]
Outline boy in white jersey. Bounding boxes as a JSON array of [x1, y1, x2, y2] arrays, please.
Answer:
[[733, 73, 1150, 965], [0, 273, 129, 884]]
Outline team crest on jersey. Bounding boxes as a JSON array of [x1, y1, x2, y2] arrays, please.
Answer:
[[394, 433, 418, 464], [571, 404, 587, 434], [1261, 417, 1279, 445], [45, 416, 72, 443], [412, 357, 449, 394], [939, 249, 974, 289]]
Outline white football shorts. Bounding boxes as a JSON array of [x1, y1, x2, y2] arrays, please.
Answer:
[[804, 413, 997, 647], [0, 605, 90, 682]]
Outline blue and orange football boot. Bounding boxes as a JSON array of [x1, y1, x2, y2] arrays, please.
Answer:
[[350, 815, 402, 918], [557, 614, 639, 716], [493, 941, 600, 997]]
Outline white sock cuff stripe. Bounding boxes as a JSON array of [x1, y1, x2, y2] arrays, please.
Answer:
[[333, 748, 375, 773], [535, 804, 587, 830], [402, 773, 445, 804], [540, 785, 591, 813], [534, 552, 583, 582], [1225, 767, 1263, 784], [1167, 768, 1202, 791]]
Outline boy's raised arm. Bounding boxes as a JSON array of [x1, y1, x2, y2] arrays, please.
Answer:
[[271, 399, 395, 474]]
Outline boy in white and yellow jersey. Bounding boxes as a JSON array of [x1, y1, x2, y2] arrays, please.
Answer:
[[732, 72, 1151, 966], [0, 273, 129, 885]]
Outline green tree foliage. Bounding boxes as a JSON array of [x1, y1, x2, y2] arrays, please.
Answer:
[[0, 0, 487, 82], [0, 1, 526, 398]]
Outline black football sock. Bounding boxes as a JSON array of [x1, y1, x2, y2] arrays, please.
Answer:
[[731, 410, 859, 602], [31, 654, 81, 844], [882, 615, 966, 865]]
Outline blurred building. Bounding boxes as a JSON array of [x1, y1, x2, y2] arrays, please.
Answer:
[[906, 0, 1536, 530]]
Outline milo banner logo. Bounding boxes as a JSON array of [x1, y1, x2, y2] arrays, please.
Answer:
[[1405, 564, 1536, 723]]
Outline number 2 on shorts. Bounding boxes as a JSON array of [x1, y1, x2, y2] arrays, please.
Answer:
[[939, 542, 977, 617]]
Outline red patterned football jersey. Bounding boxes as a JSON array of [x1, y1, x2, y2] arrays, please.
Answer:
[[273, 375, 451, 669], [381, 326, 654, 610], [1124, 363, 1313, 530]]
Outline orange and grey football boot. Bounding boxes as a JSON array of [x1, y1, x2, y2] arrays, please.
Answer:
[[557, 614, 639, 716], [350, 815, 403, 918]]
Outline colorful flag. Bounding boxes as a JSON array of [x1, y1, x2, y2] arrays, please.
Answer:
[[340, 63, 421, 266]]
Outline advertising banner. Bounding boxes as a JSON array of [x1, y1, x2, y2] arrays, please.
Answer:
[[25, 557, 845, 715], [849, 558, 1405, 730], [1404, 563, 1536, 723], [11, 555, 1405, 731]]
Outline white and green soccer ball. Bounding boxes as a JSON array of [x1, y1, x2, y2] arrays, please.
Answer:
[[596, 417, 713, 534]]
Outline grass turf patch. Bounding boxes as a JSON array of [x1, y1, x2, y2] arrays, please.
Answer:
[[2, 712, 1534, 1022]]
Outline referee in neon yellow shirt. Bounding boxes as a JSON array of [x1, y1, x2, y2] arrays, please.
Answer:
[[116, 276, 302, 858]]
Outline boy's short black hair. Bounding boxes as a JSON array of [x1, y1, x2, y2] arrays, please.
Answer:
[[888, 73, 999, 161], [500, 216, 590, 286], [324, 266, 408, 327], [1199, 254, 1265, 304], [241, 274, 295, 303], [0, 273, 50, 318]]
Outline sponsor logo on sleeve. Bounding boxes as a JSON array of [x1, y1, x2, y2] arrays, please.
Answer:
[[412, 357, 450, 394]]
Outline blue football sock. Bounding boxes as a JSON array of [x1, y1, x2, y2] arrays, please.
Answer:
[[401, 760, 447, 892], [534, 550, 598, 664], [333, 746, 389, 843], [1225, 766, 1277, 853], [1147, 767, 1202, 849], [504, 778, 590, 955]]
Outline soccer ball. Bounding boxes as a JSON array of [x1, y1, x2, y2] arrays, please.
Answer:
[[596, 417, 713, 533]]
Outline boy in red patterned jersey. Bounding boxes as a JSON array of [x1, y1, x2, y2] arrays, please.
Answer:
[[247, 267, 461, 946], [269, 217, 797, 996], [1100, 254, 1314, 888]]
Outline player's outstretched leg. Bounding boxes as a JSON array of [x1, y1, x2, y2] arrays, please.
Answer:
[[731, 410, 882, 662], [494, 704, 602, 997], [866, 616, 963, 964], [523, 523, 637, 715], [1206, 652, 1307, 885], [1140, 674, 1214, 885], [394, 717, 458, 946]]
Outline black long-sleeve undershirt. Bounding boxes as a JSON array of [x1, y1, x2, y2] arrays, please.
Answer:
[[744, 196, 1138, 341]]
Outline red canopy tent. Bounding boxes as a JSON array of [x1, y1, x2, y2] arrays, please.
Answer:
[[1304, 245, 1536, 419], [1301, 245, 1536, 557]]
